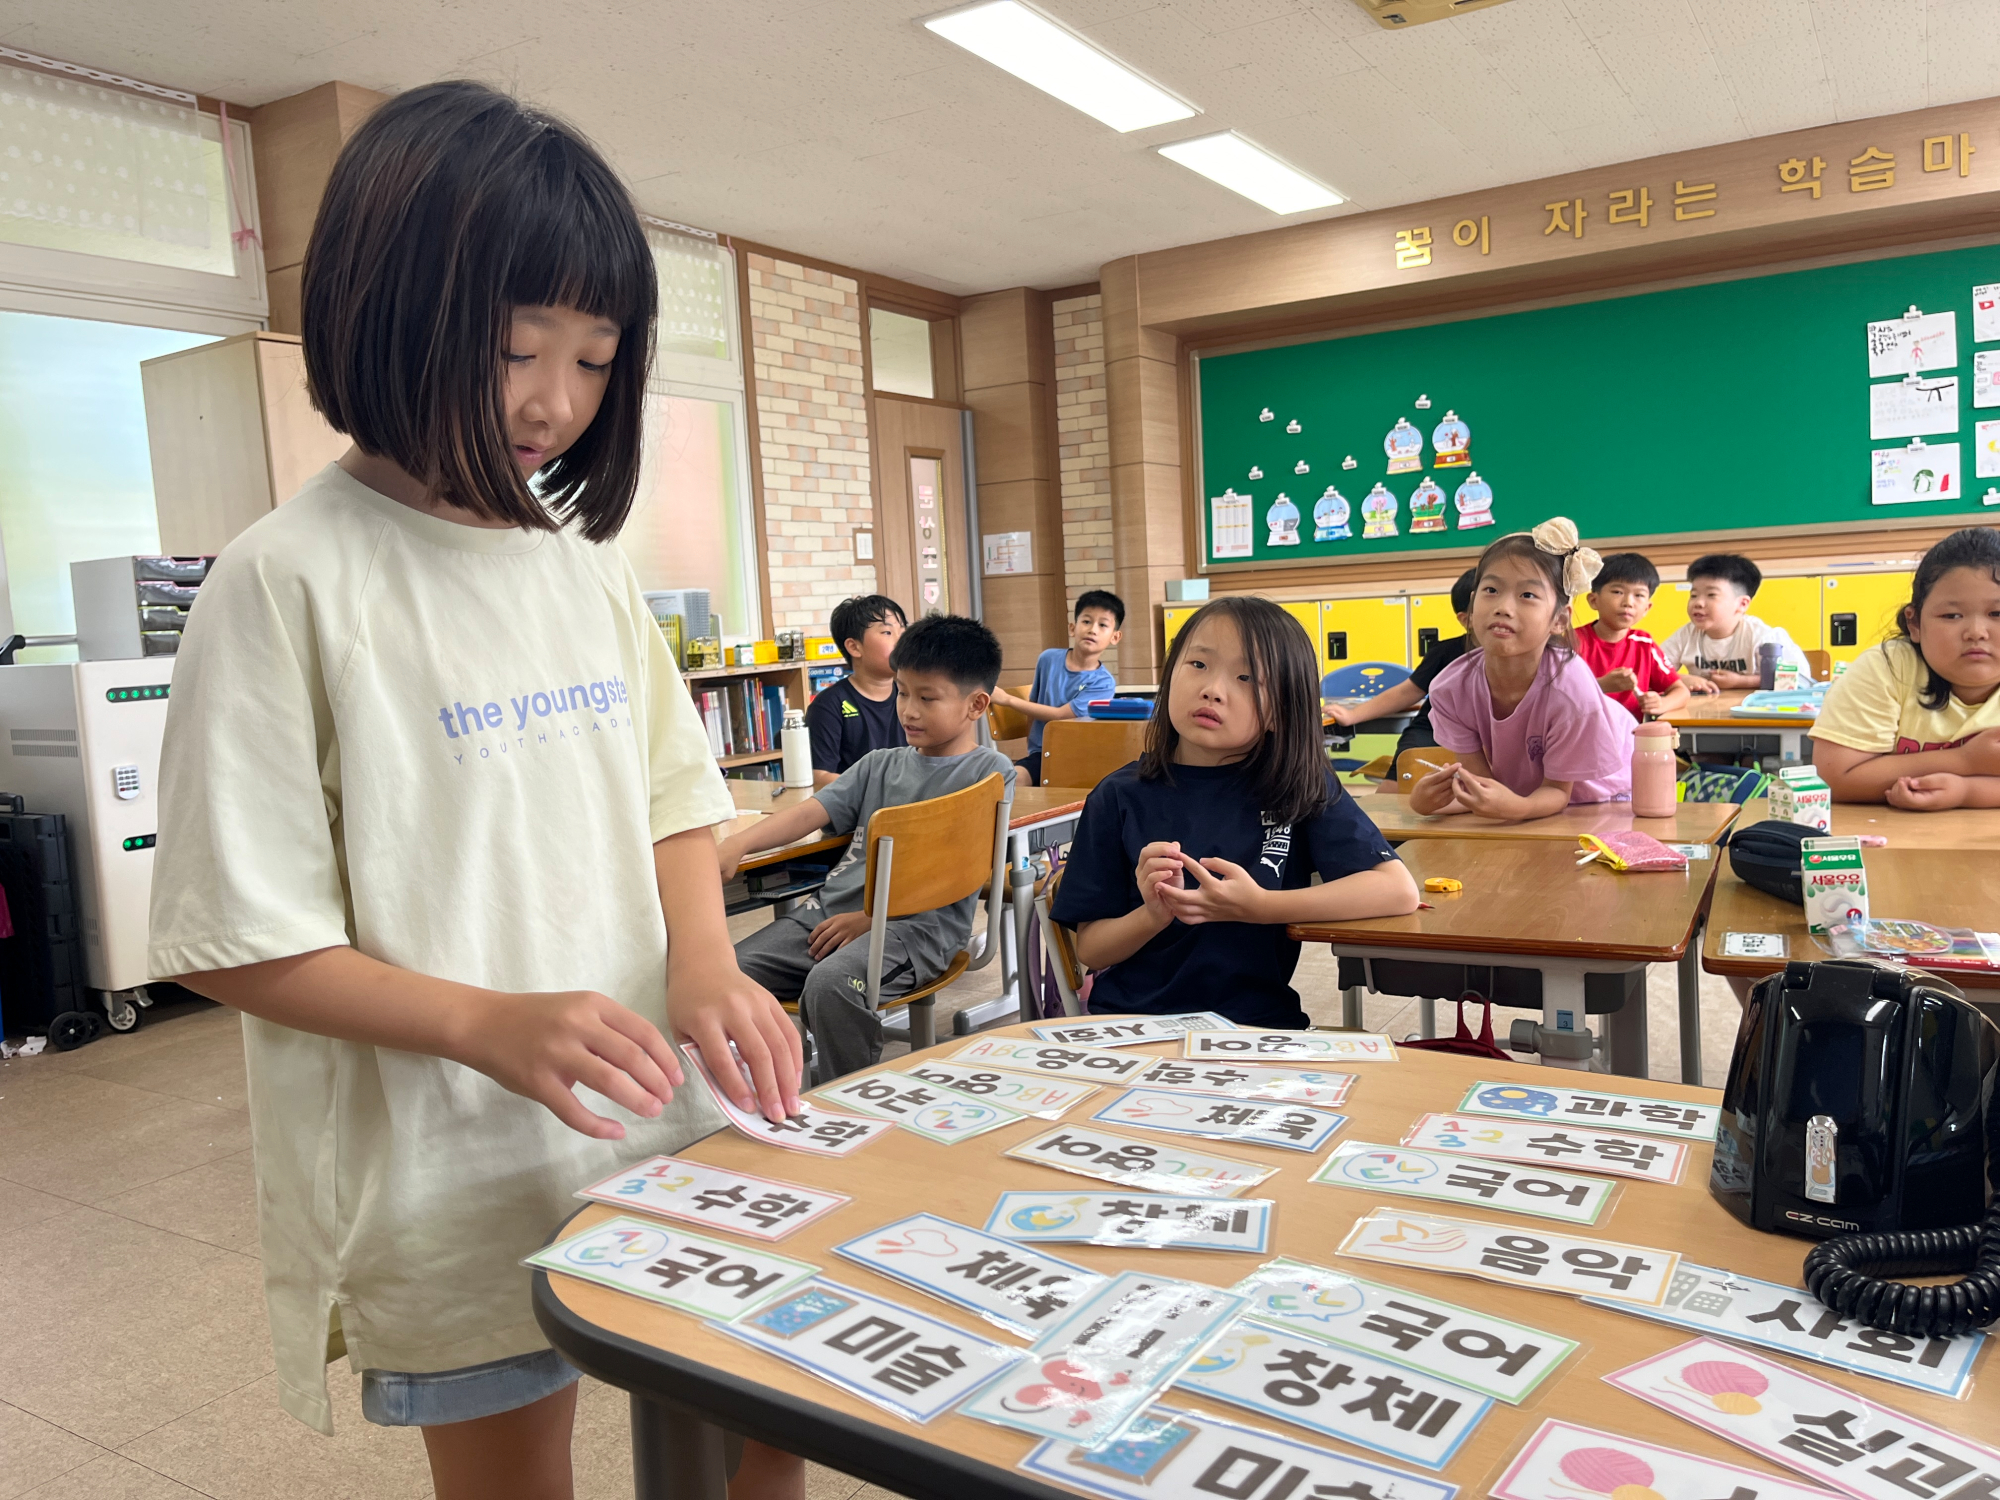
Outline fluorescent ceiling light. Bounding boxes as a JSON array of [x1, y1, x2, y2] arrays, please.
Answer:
[[1157, 132, 1343, 215], [924, 1, 1197, 133]]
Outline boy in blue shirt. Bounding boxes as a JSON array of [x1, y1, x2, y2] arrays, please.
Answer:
[[991, 590, 1123, 785]]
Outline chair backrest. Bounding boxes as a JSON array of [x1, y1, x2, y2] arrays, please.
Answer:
[[987, 684, 1032, 743], [1396, 745, 1461, 793], [1041, 718, 1148, 791], [1034, 864, 1086, 1015], [1322, 661, 1412, 700], [862, 772, 1008, 920], [1803, 648, 1832, 681]]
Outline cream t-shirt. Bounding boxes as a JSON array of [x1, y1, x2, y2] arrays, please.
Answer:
[[1811, 638, 2000, 753], [148, 464, 733, 1434]]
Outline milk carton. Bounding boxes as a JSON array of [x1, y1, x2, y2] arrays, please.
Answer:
[[1770, 765, 1832, 832], [1802, 836, 1868, 935], [1773, 663, 1804, 691]]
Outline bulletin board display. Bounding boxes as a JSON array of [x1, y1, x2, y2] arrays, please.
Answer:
[[1193, 241, 2000, 569]]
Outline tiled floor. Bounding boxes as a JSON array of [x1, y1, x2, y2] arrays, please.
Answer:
[[0, 905, 1749, 1498]]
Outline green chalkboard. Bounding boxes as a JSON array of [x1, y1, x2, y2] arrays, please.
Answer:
[[1195, 241, 2000, 568]]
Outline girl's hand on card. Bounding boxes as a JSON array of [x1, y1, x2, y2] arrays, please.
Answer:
[[668, 953, 804, 1122], [1135, 841, 1184, 923], [1888, 772, 1967, 811], [1157, 854, 1268, 925], [461, 988, 689, 1140]]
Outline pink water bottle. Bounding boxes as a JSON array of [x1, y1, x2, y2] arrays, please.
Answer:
[[1631, 721, 1679, 818]]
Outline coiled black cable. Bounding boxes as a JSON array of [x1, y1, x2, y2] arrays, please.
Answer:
[[1803, 1200, 2000, 1337]]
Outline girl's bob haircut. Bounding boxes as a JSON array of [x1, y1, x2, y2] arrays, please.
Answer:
[[1896, 525, 2000, 709], [1139, 595, 1333, 827], [301, 80, 656, 541]]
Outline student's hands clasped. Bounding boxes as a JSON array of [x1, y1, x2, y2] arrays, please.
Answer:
[[1134, 840, 1269, 926], [1887, 772, 1969, 811]]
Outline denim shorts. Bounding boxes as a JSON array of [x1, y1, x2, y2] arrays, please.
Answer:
[[360, 1348, 581, 1427]]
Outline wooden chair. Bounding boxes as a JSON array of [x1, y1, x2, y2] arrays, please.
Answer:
[[1032, 864, 1085, 1017], [1396, 745, 1461, 793], [1040, 718, 1148, 790], [856, 771, 1013, 1053], [987, 684, 1032, 744]]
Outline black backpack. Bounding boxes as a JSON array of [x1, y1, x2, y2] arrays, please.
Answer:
[[1722, 819, 1813, 905]]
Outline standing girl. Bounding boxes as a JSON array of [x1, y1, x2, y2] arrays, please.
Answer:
[[148, 83, 805, 1500], [1812, 526, 2000, 808], [1050, 596, 1416, 1028], [1412, 518, 1631, 821]]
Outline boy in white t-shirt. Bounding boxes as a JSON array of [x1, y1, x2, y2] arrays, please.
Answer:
[[1661, 553, 1808, 693]]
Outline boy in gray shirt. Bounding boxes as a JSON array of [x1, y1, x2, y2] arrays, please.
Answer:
[[718, 615, 1014, 1079]]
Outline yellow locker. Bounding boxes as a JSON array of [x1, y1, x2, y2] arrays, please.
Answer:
[[1823, 572, 1913, 665], [1407, 593, 1461, 664], [1320, 596, 1411, 671], [1577, 580, 1687, 647], [1162, 604, 1200, 657], [1278, 602, 1323, 670], [1755, 576, 1824, 651]]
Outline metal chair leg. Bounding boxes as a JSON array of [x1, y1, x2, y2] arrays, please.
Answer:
[[911, 997, 935, 1053]]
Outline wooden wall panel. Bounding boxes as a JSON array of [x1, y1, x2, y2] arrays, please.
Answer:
[[1102, 258, 1185, 678], [247, 81, 386, 334]]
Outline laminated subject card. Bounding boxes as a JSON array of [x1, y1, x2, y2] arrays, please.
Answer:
[[1031, 1014, 1236, 1047], [526, 1216, 816, 1321], [813, 1073, 1022, 1144], [1450, 1081, 1719, 1141], [719, 1277, 1025, 1424], [1338, 1208, 1680, 1305], [900, 1059, 1099, 1120], [949, 1037, 1151, 1083], [832, 1212, 1103, 1339], [986, 1191, 1274, 1254], [1136, 1059, 1356, 1108], [1401, 1112, 1690, 1185], [1175, 1314, 1490, 1470], [958, 1271, 1248, 1447], [575, 1155, 848, 1241], [1005, 1124, 1279, 1197], [1582, 1263, 1983, 1399], [1312, 1142, 1615, 1226], [1232, 1257, 1576, 1405], [1016, 1403, 1458, 1500], [1604, 1337, 2000, 1500], [1492, 1419, 1848, 1500], [686, 1044, 891, 1157], [1092, 1089, 1346, 1154], [1182, 1030, 1396, 1063]]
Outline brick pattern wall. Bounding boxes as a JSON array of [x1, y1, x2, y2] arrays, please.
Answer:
[[1053, 293, 1115, 672], [745, 254, 875, 632]]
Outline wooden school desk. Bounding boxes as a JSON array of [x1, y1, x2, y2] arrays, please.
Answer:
[[1703, 846, 2000, 995], [1661, 691, 1815, 766], [1291, 840, 1719, 1081], [1353, 790, 1742, 847], [716, 781, 847, 917], [1734, 797, 2000, 852], [531, 1022, 1994, 1500]]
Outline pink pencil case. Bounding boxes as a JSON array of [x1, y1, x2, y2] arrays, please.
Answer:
[[1576, 831, 1689, 872]]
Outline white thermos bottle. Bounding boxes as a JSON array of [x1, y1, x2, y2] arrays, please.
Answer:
[[780, 708, 813, 788]]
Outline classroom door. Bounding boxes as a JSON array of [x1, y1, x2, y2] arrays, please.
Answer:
[[873, 394, 972, 617], [1823, 573, 1912, 665]]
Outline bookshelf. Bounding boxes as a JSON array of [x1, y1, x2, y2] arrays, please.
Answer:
[[684, 661, 816, 778]]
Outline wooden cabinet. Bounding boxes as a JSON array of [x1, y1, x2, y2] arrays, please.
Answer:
[[141, 332, 348, 555]]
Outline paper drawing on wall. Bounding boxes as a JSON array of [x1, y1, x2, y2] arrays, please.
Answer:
[[1313, 487, 1351, 542], [1872, 441, 1961, 504], [1286, 419, 1302, 433], [1266, 493, 1301, 547], [1409, 477, 1447, 533], [1385, 419, 1424, 474], [1865, 308, 1957, 377], [1211, 490, 1253, 559], [1431, 411, 1470, 468], [1294, 460, 1310, 475], [1976, 284, 2000, 344], [1454, 472, 1495, 529], [1259, 407, 1274, 421], [1361, 484, 1399, 539]]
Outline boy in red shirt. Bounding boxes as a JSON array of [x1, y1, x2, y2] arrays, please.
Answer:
[[1575, 552, 1691, 720]]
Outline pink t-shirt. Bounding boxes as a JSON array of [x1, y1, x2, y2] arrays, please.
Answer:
[[1428, 647, 1633, 804]]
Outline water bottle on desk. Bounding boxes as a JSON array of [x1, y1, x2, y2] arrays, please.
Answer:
[[1631, 721, 1679, 818], [780, 708, 813, 788]]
